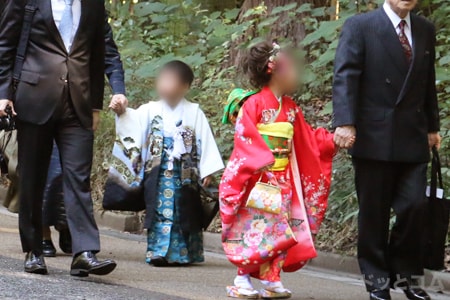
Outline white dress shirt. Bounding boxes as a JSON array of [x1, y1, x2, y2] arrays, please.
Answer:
[[51, 0, 81, 49], [383, 1, 413, 46]]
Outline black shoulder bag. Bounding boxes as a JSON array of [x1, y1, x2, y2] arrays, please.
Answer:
[[424, 147, 450, 270], [13, 0, 38, 87]]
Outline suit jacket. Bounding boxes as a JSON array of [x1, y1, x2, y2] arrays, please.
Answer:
[[0, 0, 106, 128], [332, 8, 439, 163], [104, 15, 125, 96]]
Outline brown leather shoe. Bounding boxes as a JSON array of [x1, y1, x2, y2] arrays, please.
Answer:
[[70, 251, 116, 277]]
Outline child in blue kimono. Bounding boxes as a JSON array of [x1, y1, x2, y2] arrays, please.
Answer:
[[110, 61, 224, 266]]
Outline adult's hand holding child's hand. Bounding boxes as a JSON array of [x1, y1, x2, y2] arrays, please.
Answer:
[[334, 126, 356, 149], [109, 94, 128, 115]]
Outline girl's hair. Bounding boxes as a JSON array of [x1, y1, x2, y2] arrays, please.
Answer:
[[240, 41, 274, 89]]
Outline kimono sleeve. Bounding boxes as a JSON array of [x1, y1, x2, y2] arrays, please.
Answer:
[[114, 105, 149, 176], [292, 107, 335, 233], [195, 109, 225, 179]]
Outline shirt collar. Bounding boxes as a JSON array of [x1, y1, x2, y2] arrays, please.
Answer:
[[383, 1, 411, 30]]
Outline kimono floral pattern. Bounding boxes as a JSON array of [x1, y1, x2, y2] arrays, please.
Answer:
[[301, 174, 329, 234], [287, 108, 296, 124], [221, 157, 247, 184], [261, 109, 279, 124], [235, 118, 252, 144]]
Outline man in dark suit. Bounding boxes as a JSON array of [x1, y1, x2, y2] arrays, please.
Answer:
[[333, 0, 440, 299], [41, 15, 128, 257], [0, 0, 117, 276]]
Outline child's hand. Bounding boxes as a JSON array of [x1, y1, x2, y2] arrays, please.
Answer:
[[202, 175, 212, 188], [109, 94, 128, 115]]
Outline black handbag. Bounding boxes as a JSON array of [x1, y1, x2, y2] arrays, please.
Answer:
[[179, 184, 219, 232], [102, 168, 145, 212], [200, 186, 220, 230], [424, 147, 450, 270]]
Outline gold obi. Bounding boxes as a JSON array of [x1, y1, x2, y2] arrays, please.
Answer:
[[257, 122, 294, 171]]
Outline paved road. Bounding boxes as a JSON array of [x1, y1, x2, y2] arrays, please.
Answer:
[[0, 209, 448, 300]]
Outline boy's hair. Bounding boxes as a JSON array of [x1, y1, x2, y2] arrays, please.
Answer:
[[160, 60, 195, 87]]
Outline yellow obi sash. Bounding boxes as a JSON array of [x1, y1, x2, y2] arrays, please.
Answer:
[[257, 122, 294, 171]]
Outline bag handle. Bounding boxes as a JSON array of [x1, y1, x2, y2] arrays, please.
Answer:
[[258, 171, 279, 186], [430, 146, 444, 200], [13, 0, 38, 85]]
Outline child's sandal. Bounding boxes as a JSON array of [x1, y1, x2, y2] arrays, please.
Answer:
[[260, 289, 292, 299], [226, 286, 260, 299]]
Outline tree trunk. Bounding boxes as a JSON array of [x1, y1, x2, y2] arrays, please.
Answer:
[[197, 0, 240, 11], [238, 0, 328, 43], [227, 0, 326, 67]]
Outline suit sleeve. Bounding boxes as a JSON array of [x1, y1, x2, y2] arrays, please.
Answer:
[[90, 2, 106, 110], [0, 0, 25, 100], [332, 17, 365, 128], [424, 24, 440, 133], [104, 13, 126, 96]]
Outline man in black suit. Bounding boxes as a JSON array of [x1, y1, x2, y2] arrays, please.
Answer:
[[41, 14, 128, 257], [333, 0, 440, 299], [0, 0, 117, 276]]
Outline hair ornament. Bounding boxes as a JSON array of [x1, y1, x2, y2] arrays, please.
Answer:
[[267, 42, 282, 74]]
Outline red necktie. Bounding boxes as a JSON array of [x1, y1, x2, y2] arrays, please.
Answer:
[[398, 20, 412, 63]]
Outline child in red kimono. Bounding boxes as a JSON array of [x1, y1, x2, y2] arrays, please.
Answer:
[[220, 42, 336, 299]]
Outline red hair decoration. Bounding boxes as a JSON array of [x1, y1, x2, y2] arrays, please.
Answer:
[[266, 42, 282, 74]]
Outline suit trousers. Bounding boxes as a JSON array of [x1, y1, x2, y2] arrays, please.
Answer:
[[17, 94, 100, 256], [42, 143, 67, 230], [353, 158, 427, 291]]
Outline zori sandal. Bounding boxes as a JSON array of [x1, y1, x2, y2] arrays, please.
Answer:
[[226, 286, 260, 299], [260, 281, 292, 299]]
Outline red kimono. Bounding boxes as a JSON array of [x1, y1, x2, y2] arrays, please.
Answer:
[[219, 87, 335, 281]]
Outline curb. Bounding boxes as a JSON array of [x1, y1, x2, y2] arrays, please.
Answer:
[[94, 211, 142, 233]]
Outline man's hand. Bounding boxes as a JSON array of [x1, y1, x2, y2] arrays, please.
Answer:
[[108, 94, 128, 115], [0, 99, 16, 117], [334, 125, 356, 149], [202, 175, 212, 188], [92, 111, 100, 131], [428, 132, 441, 150]]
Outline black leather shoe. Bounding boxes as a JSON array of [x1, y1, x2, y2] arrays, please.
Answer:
[[58, 228, 72, 254], [369, 290, 391, 300], [403, 288, 431, 300], [24, 251, 48, 275], [149, 256, 169, 267], [70, 251, 116, 277], [42, 240, 57, 257]]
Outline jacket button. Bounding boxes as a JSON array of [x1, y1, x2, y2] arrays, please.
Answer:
[[385, 78, 391, 84]]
